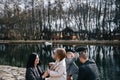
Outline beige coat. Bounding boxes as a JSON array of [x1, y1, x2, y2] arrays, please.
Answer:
[[49, 58, 67, 80]]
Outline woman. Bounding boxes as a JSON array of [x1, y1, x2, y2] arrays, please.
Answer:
[[45, 48, 67, 80], [26, 53, 47, 80], [66, 51, 79, 80]]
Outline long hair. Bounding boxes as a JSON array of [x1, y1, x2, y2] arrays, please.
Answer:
[[26, 53, 40, 68]]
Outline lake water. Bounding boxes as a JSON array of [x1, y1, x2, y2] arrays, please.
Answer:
[[0, 43, 120, 80]]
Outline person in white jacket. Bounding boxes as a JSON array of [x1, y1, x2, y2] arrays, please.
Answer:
[[44, 48, 67, 80]]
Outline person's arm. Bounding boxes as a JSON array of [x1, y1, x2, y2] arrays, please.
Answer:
[[26, 68, 36, 80], [37, 66, 44, 75], [77, 67, 86, 80], [48, 65, 66, 77]]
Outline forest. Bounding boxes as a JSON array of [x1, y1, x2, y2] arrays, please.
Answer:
[[0, 0, 120, 40]]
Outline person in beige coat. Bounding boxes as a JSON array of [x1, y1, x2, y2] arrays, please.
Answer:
[[44, 48, 67, 80]]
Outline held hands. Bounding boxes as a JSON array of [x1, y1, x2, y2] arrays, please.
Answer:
[[42, 62, 54, 79], [47, 69, 50, 74], [42, 69, 50, 79]]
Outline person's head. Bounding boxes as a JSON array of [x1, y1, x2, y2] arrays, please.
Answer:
[[66, 52, 74, 59], [26, 53, 40, 68], [79, 51, 88, 63], [54, 48, 66, 61], [75, 47, 88, 63]]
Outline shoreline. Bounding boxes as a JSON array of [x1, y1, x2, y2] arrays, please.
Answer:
[[0, 40, 120, 45], [0, 65, 25, 80]]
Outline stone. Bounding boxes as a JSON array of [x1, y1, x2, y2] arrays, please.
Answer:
[[0, 65, 26, 80]]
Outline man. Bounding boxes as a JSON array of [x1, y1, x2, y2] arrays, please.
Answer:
[[65, 49, 79, 80], [76, 47, 100, 80]]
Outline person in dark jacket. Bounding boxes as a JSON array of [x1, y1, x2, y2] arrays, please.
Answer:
[[26, 53, 47, 80], [76, 47, 100, 80]]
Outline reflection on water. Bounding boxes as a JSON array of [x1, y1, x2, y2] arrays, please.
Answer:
[[0, 44, 120, 80]]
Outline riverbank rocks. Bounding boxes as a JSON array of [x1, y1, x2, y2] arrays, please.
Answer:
[[0, 65, 26, 80]]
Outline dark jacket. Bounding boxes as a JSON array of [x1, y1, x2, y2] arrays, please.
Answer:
[[66, 58, 79, 76], [26, 66, 43, 80], [77, 60, 100, 80]]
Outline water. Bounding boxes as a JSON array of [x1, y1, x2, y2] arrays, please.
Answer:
[[0, 43, 120, 80]]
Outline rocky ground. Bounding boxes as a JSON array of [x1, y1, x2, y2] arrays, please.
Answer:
[[0, 65, 26, 80]]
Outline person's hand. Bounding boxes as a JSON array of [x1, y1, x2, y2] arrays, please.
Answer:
[[42, 71, 49, 79], [49, 62, 55, 70], [74, 52, 79, 58], [49, 62, 55, 67], [47, 69, 50, 74]]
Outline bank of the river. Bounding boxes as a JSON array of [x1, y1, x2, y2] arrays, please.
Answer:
[[0, 65, 25, 80], [0, 40, 120, 45]]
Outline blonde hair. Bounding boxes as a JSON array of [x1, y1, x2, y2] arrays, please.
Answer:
[[55, 48, 66, 61]]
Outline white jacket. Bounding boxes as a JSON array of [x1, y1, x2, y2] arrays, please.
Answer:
[[49, 58, 67, 80]]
